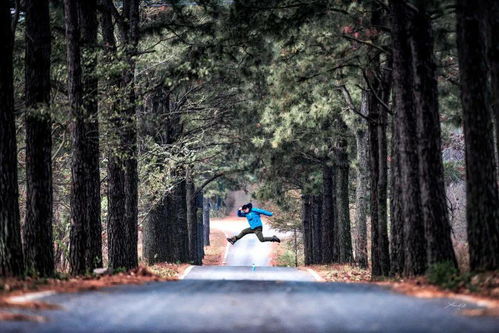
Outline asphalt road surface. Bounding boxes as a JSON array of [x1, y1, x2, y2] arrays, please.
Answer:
[[1, 219, 498, 332]]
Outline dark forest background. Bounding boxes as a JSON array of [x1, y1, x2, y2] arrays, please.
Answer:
[[1, 0, 498, 279]]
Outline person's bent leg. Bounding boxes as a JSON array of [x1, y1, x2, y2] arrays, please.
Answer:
[[234, 227, 254, 241], [254, 227, 275, 242]]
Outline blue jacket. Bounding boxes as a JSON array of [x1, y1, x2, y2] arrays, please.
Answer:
[[237, 207, 273, 229]]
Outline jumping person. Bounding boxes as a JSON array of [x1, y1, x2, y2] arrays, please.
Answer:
[[227, 203, 280, 245]]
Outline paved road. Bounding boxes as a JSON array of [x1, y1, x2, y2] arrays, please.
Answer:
[[1, 268, 498, 333], [184, 265, 317, 281], [1, 219, 498, 332]]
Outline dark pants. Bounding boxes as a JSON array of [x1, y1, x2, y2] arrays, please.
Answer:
[[234, 226, 274, 242]]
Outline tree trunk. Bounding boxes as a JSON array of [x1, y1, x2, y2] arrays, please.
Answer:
[[485, 0, 499, 182], [170, 178, 189, 262], [0, 2, 24, 276], [336, 119, 353, 263], [321, 165, 335, 263], [100, 0, 127, 269], [331, 159, 340, 262], [186, 170, 200, 264], [377, 65, 391, 276], [65, 0, 88, 275], [197, 191, 205, 262], [77, 0, 102, 271], [143, 196, 169, 264], [354, 91, 369, 268], [104, 0, 139, 270], [123, 0, 140, 269], [203, 197, 210, 246], [410, 1, 457, 268], [390, 113, 404, 276], [456, 0, 499, 271], [24, 0, 54, 277], [390, 0, 426, 276], [302, 194, 313, 265], [368, 73, 381, 275], [311, 194, 322, 264]]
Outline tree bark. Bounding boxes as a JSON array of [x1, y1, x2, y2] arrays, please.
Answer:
[[24, 0, 54, 277], [390, 0, 426, 276], [354, 91, 369, 268], [196, 191, 205, 262], [390, 113, 404, 276], [410, 1, 457, 268], [143, 196, 169, 264], [311, 194, 322, 264], [104, 0, 140, 270], [0, 2, 24, 276], [123, 0, 139, 269], [78, 0, 102, 271], [368, 72, 381, 275], [170, 177, 189, 262], [456, 0, 499, 271], [336, 119, 353, 263], [485, 0, 499, 181], [187, 170, 200, 264], [302, 194, 313, 265], [377, 65, 391, 276], [203, 197, 210, 246], [65, 0, 88, 275], [321, 165, 335, 263]]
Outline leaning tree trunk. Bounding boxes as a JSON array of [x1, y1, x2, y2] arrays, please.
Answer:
[[24, 0, 54, 277], [354, 91, 369, 268], [321, 164, 335, 263], [456, 0, 499, 271], [0, 2, 24, 276], [79, 0, 102, 270], [390, 0, 426, 276], [336, 119, 353, 263], [410, 0, 457, 268]]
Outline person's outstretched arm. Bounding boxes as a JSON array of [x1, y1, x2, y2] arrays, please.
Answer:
[[237, 208, 246, 217], [251, 207, 273, 216]]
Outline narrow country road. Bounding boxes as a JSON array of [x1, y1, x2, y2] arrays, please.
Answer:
[[1, 221, 498, 332]]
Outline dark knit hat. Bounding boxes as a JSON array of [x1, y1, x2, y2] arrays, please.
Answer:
[[242, 203, 253, 211]]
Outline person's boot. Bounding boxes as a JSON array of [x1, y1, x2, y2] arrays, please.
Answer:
[[227, 237, 236, 245], [272, 235, 281, 243]]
